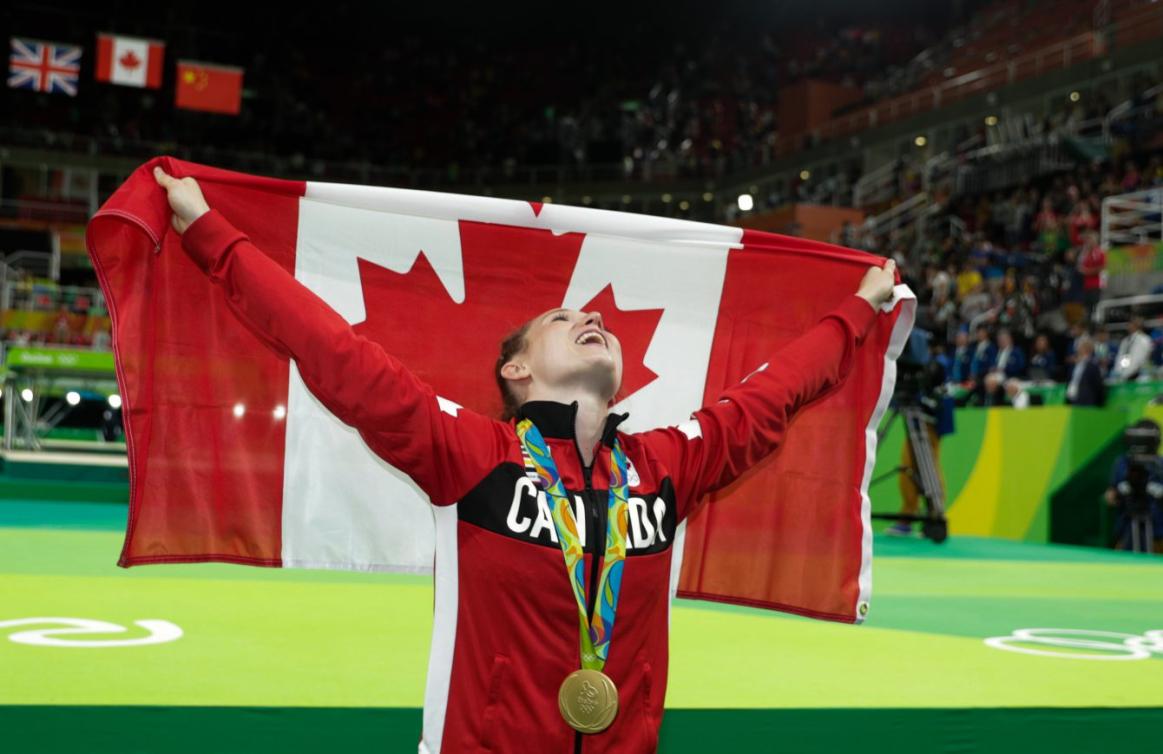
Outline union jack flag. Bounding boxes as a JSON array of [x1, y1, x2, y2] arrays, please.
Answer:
[[8, 37, 82, 96]]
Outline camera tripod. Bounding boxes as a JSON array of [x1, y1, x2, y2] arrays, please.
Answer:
[[1125, 512, 1155, 553], [871, 403, 949, 543]]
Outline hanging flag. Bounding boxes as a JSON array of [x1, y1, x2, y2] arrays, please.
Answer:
[[8, 37, 82, 96], [95, 32, 163, 89], [175, 60, 243, 114], [86, 156, 914, 624]]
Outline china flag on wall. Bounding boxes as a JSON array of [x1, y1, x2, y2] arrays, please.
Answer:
[[95, 32, 163, 89], [85, 156, 914, 625], [175, 60, 243, 114]]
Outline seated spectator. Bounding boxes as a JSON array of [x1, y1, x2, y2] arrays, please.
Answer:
[[956, 262, 983, 300], [929, 287, 957, 344], [1004, 378, 1031, 409], [998, 294, 1035, 343], [1058, 248, 1087, 324], [959, 281, 993, 323], [978, 371, 1007, 407], [949, 328, 974, 384], [1065, 322, 1086, 366], [1111, 316, 1154, 381], [50, 305, 72, 344], [1065, 335, 1107, 407], [970, 324, 997, 380], [92, 328, 111, 350], [971, 237, 1004, 287], [1121, 161, 1141, 193], [991, 327, 1026, 379], [1034, 198, 1067, 257], [1028, 334, 1059, 381], [1068, 201, 1098, 247], [929, 268, 952, 300], [1093, 327, 1115, 376]]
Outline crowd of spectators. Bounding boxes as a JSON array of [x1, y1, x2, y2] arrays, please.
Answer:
[[893, 153, 1163, 408], [6, 0, 1154, 201]]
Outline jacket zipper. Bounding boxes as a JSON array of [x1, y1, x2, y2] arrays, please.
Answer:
[[570, 432, 601, 754]]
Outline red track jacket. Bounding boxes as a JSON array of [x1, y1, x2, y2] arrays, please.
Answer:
[[180, 208, 878, 754]]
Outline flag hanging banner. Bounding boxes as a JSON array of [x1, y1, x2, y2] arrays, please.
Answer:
[[86, 156, 914, 624], [95, 32, 163, 89], [175, 60, 243, 114]]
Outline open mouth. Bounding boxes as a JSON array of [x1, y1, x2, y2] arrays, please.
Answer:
[[574, 330, 606, 348]]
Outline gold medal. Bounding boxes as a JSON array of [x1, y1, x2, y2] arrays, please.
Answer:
[[558, 668, 619, 733]]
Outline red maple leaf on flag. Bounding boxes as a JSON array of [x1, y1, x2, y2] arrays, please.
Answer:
[[351, 219, 664, 418], [119, 50, 141, 70]]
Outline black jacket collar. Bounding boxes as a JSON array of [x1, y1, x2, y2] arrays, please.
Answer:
[[515, 400, 630, 447]]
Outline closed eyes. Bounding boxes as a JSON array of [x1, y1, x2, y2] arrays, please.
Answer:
[[547, 311, 614, 336]]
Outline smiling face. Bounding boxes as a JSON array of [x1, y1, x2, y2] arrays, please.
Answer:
[[499, 307, 624, 410]]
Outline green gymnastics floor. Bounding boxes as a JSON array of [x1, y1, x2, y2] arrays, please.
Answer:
[[2, 499, 1161, 753]]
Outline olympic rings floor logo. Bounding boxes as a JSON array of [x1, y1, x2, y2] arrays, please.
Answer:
[[0, 617, 183, 647], [984, 628, 1163, 660]]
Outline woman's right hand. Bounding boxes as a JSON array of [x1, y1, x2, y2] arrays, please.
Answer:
[[153, 165, 211, 234]]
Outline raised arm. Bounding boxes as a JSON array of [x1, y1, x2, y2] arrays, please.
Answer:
[[154, 167, 509, 505], [635, 268, 889, 522]]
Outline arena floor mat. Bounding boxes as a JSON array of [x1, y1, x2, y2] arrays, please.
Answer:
[[2, 499, 1161, 753]]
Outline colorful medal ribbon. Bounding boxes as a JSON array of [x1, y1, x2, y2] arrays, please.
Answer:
[[516, 418, 629, 670]]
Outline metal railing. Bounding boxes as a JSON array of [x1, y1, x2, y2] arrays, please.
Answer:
[[1, 281, 106, 314], [1095, 292, 1163, 329], [1101, 187, 1163, 248]]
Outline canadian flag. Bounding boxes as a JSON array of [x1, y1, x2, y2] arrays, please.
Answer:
[[95, 32, 163, 89], [86, 157, 914, 623]]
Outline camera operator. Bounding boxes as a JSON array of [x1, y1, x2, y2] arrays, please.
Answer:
[[1104, 418, 1163, 553], [887, 330, 954, 537]]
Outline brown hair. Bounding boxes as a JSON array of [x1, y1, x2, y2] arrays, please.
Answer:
[[495, 319, 534, 421]]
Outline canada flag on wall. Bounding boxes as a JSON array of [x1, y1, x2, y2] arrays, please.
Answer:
[[86, 156, 915, 624], [95, 32, 163, 89]]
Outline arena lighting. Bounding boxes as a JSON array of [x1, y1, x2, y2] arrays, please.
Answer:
[[737, 194, 754, 212], [107, 394, 122, 409], [985, 115, 999, 126], [679, 200, 690, 211], [799, 169, 811, 180], [915, 135, 927, 147], [661, 193, 673, 203], [273, 405, 287, 420], [541, 196, 553, 203], [20, 388, 33, 403], [232, 403, 246, 418], [1069, 91, 1081, 102], [702, 191, 714, 202], [582, 195, 592, 205], [65, 391, 81, 406], [621, 195, 632, 204]]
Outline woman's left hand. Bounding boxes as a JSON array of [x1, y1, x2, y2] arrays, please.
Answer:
[[857, 258, 897, 309]]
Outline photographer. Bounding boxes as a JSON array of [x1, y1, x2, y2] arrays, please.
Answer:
[[1104, 419, 1163, 553]]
